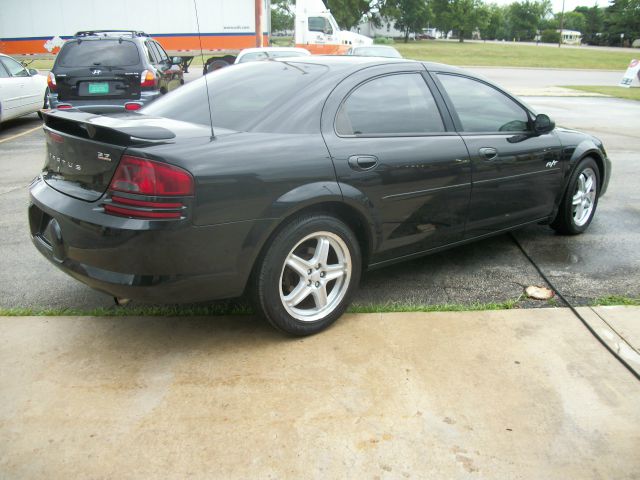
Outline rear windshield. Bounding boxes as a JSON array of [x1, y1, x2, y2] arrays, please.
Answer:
[[142, 61, 328, 131], [57, 39, 140, 67]]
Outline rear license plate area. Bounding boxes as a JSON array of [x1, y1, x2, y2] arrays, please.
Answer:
[[87, 82, 109, 95]]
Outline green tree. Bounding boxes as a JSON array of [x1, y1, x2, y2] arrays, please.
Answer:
[[606, 0, 640, 45], [271, 0, 294, 33], [326, 0, 374, 29], [507, 0, 551, 41], [433, 0, 489, 42], [479, 3, 508, 40], [561, 11, 586, 33], [384, 0, 432, 42], [574, 6, 604, 44]]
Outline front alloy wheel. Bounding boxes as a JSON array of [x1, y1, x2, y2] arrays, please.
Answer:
[[551, 157, 600, 235], [253, 215, 361, 336], [572, 167, 597, 227]]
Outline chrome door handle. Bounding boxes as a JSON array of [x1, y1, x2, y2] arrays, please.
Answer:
[[479, 147, 498, 160], [348, 155, 378, 171]]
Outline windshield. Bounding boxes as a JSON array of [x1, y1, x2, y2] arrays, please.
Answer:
[[142, 61, 328, 131], [57, 39, 141, 67]]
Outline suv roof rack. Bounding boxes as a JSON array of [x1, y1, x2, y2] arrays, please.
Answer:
[[74, 30, 149, 38]]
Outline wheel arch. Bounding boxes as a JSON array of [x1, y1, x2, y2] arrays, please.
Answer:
[[241, 192, 378, 297], [568, 140, 606, 195]]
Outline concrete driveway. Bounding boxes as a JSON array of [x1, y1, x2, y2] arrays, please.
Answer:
[[1, 307, 638, 479]]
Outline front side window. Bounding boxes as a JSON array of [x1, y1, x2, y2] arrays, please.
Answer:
[[438, 74, 530, 133], [336, 73, 445, 136], [1, 56, 29, 77], [308, 16, 332, 34]]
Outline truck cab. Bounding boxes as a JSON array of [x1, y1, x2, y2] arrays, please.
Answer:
[[295, 0, 372, 54]]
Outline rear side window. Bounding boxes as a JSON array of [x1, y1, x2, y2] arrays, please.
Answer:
[[0, 62, 8, 78], [142, 61, 328, 130], [437, 74, 530, 133], [56, 39, 141, 67], [336, 73, 445, 136]]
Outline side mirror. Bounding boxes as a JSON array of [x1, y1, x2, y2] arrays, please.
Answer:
[[534, 113, 555, 135], [28, 68, 39, 76], [171, 56, 182, 66]]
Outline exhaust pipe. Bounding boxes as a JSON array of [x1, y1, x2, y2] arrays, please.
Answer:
[[114, 297, 131, 306]]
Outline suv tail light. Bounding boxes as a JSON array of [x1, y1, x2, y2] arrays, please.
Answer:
[[47, 72, 57, 92], [140, 69, 156, 88], [104, 155, 194, 220]]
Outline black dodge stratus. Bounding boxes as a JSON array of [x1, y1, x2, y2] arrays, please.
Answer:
[[30, 57, 611, 335]]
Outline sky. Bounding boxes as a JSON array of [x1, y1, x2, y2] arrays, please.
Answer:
[[487, 0, 605, 14]]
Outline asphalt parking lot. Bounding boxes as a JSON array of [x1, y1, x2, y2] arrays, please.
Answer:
[[1, 89, 638, 310]]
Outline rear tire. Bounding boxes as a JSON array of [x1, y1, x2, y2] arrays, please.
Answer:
[[551, 157, 600, 235], [252, 215, 361, 336]]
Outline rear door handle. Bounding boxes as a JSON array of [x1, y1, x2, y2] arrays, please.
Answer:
[[348, 155, 378, 171], [479, 147, 498, 160]]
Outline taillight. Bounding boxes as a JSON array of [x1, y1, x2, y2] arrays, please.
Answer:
[[47, 72, 56, 91], [140, 69, 156, 88], [104, 155, 194, 220], [124, 102, 142, 111], [57, 104, 72, 109]]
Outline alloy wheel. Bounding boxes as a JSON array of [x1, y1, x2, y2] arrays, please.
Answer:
[[572, 167, 597, 227], [279, 231, 352, 322]]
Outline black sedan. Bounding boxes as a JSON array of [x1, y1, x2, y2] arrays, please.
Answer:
[[29, 57, 611, 335]]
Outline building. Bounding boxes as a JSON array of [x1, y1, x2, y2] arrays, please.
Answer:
[[559, 29, 582, 45]]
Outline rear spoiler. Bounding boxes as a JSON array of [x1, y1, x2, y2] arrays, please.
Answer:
[[42, 110, 176, 146]]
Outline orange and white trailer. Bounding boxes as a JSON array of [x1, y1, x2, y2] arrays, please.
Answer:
[[0, 0, 271, 70]]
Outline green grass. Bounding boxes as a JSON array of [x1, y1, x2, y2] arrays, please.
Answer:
[[394, 40, 632, 70], [564, 85, 640, 101], [0, 297, 524, 317], [591, 295, 640, 306], [23, 39, 633, 71]]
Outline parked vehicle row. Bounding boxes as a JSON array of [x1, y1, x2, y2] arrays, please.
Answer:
[[29, 57, 611, 336]]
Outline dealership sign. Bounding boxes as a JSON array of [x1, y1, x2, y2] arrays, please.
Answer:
[[619, 59, 640, 88]]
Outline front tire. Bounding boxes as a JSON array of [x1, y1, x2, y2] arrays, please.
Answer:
[[551, 157, 600, 235], [253, 215, 361, 336]]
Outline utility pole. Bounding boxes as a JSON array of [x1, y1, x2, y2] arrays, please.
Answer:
[[255, 0, 264, 47], [558, 0, 565, 47]]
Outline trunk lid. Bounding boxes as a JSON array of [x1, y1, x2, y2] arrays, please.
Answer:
[[41, 110, 215, 202]]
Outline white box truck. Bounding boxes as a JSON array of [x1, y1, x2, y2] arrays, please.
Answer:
[[0, 0, 371, 68]]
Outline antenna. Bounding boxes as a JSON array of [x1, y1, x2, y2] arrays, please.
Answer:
[[193, 0, 215, 139]]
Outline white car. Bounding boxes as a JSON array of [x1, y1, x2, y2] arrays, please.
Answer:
[[0, 54, 48, 127], [234, 47, 311, 64]]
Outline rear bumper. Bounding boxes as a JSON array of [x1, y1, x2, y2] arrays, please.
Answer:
[[28, 176, 265, 303], [48, 90, 162, 113]]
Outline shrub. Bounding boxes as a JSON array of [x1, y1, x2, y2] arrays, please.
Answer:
[[541, 29, 560, 44]]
